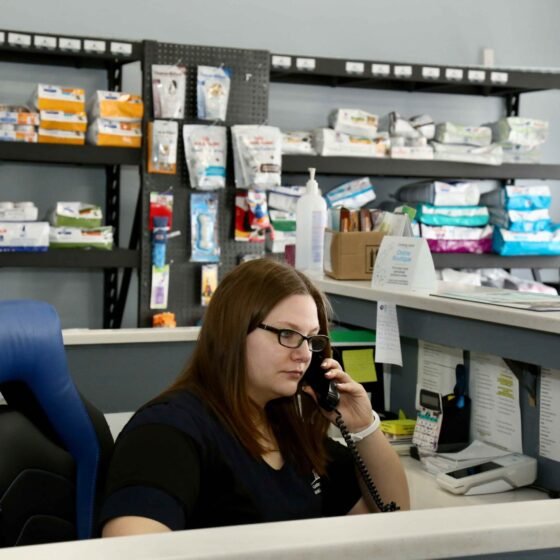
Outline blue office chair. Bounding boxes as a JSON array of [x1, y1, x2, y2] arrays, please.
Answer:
[[0, 300, 113, 546]]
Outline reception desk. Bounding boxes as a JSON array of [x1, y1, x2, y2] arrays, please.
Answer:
[[46, 279, 560, 559]]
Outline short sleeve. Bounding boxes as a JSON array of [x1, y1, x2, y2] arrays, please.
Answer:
[[99, 423, 201, 530], [321, 438, 362, 516]]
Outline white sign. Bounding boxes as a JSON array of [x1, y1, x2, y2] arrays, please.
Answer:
[[375, 301, 402, 367], [59, 37, 81, 51], [445, 68, 463, 80], [372, 63, 390, 76], [84, 40, 106, 53], [345, 61, 364, 74], [271, 55, 291, 69], [422, 66, 440, 79], [394, 65, 412, 78], [34, 35, 56, 49], [296, 57, 315, 71], [110, 41, 132, 55], [372, 236, 437, 292]]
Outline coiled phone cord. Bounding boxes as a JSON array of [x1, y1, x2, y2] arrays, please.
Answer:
[[334, 409, 399, 513]]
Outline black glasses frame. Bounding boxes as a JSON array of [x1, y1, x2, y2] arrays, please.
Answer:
[[258, 323, 329, 352]]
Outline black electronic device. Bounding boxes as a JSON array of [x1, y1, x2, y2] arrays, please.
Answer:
[[303, 351, 399, 512], [303, 351, 340, 411]]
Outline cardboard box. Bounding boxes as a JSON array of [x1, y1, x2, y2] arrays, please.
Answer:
[[323, 229, 384, 280]]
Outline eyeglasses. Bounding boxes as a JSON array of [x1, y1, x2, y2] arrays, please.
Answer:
[[258, 323, 329, 352]]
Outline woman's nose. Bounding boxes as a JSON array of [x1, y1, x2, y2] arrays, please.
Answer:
[[292, 341, 312, 361]]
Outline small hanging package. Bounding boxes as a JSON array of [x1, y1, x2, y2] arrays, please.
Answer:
[[152, 65, 187, 119], [183, 125, 227, 189], [190, 192, 220, 262], [197, 66, 231, 121], [148, 120, 178, 174]]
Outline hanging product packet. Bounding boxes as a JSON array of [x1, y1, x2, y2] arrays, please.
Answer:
[[152, 65, 187, 119], [231, 125, 282, 190], [183, 125, 227, 189], [197, 65, 231, 121], [190, 192, 220, 262], [148, 120, 179, 174]]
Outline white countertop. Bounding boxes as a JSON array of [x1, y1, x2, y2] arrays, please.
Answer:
[[62, 279, 560, 345], [1, 499, 558, 560], [314, 275, 560, 334], [62, 326, 200, 345]]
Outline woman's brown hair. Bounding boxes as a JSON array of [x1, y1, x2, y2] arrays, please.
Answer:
[[164, 258, 332, 474]]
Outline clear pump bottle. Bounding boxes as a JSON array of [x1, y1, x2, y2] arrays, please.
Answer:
[[295, 168, 327, 272]]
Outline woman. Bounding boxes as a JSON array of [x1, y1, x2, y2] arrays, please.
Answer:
[[101, 259, 409, 536]]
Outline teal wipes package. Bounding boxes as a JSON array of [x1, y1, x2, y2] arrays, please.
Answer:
[[191, 192, 220, 262], [197, 66, 231, 122], [183, 125, 227, 190]]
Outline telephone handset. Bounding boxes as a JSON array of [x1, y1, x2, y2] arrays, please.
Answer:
[[303, 351, 400, 513], [303, 351, 340, 412]]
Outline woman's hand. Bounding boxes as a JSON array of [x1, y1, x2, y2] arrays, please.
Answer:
[[302, 357, 374, 432]]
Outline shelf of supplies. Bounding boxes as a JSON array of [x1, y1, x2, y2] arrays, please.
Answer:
[[0, 249, 140, 269], [431, 253, 560, 269], [270, 53, 560, 96], [282, 155, 560, 180], [0, 143, 141, 166], [0, 30, 142, 68]]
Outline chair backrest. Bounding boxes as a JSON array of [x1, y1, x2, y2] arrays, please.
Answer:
[[0, 300, 113, 546]]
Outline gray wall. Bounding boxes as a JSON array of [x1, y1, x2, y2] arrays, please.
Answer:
[[2, 0, 560, 327]]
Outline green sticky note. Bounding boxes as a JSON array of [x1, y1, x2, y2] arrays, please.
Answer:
[[342, 348, 377, 383]]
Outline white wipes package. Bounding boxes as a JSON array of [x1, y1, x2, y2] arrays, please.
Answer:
[[197, 66, 231, 122], [325, 177, 376, 209], [152, 65, 187, 119], [232, 125, 282, 189], [183, 125, 227, 190], [281, 131, 316, 155], [328, 109, 379, 138]]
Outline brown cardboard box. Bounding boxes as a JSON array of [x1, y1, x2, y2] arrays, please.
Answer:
[[323, 229, 385, 280]]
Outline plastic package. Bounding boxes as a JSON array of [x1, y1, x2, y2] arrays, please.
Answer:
[[232, 125, 282, 189], [152, 216, 169, 268], [480, 185, 551, 210], [313, 128, 389, 157], [488, 117, 548, 146], [325, 177, 376, 209], [295, 168, 327, 272], [493, 227, 560, 256], [152, 65, 186, 119], [328, 108, 379, 138], [421, 224, 493, 253], [435, 122, 492, 147], [416, 204, 489, 227], [148, 120, 178, 175], [197, 66, 231, 121], [49, 226, 113, 250], [183, 125, 227, 189], [489, 207, 551, 233], [431, 142, 503, 165], [395, 180, 481, 206], [49, 202, 102, 228], [281, 131, 316, 155], [190, 192, 220, 262]]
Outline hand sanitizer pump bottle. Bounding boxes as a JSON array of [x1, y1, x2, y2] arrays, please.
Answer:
[[295, 167, 327, 273]]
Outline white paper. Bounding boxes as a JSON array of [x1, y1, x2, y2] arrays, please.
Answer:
[[372, 236, 436, 292], [374, 301, 402, 366], [469, 352, 523, 453], [416, 340, 462, 408], [539, 368, 560, 462]]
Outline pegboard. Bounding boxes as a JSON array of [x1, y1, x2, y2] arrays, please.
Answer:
[[139, 40, 271, 327]]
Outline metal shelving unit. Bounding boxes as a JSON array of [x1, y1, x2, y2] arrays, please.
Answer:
[[270, 53, 560, 96], [273, 52, 560, 275], [282, 156, 560, 181], [0, 29, 143, 327], [0, 248, 139, 268]]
